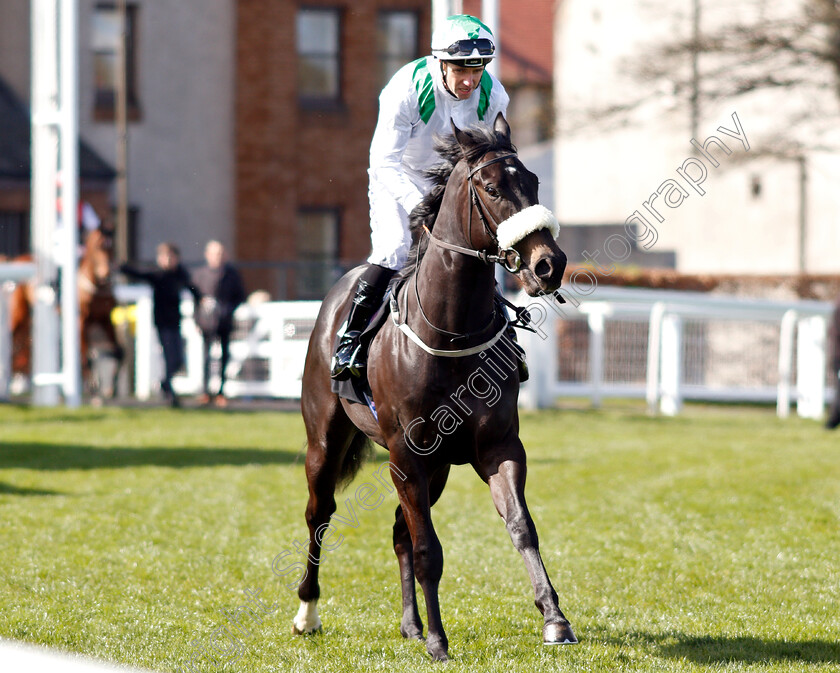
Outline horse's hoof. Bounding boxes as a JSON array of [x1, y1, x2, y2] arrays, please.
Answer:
[[292, 623, 322, 636], [543, 621, 577, 645], [292, 600, 321, 635], [426, 636, 449, 662]]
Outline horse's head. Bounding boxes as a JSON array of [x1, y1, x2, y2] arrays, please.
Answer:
[[81, 227, 115, 285], [451, 113, 566, 297]]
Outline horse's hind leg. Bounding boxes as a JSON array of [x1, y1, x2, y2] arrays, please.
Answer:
[[479, 442, 577, 645], [392, 464, 451, 642], [290, 415, 362, 635]]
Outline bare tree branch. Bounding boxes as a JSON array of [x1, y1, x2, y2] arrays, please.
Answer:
[[576, 0, 840, 153]]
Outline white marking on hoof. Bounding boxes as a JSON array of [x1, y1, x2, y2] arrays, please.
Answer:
[[543, 621, 578, 645], [292, 600, 321, 635]]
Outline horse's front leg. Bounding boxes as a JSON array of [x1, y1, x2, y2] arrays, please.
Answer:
[[392, 464, 451, 642], [393, 466, 449, 661], [480, 444, 577, 645]]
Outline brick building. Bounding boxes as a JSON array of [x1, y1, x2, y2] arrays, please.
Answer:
[[236, 0, 561, 298], [236, 1, 432, 298]]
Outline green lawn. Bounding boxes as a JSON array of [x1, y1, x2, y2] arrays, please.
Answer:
[[1, 402, 838, 672]]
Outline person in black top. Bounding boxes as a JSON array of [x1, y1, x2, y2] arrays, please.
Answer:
[[120, 242, 200, 407], [191, 240, 247, 407]]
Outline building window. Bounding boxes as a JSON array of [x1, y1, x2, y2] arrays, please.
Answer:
[[377, 11, 419, 89], [297, 209, 339, 299], [297, 8, 341, 105], [92, 3, 140, 120], [0, 211, 29, 258]]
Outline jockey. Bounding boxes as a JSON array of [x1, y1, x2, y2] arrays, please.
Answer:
[[332, 14, 521, 381]]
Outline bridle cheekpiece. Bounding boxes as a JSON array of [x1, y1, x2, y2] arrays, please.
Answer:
[[427, 152, 560, 274]]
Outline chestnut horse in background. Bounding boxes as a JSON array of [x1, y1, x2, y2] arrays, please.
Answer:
[[77, 228, 122, 399], [8, 227, 122, 399]]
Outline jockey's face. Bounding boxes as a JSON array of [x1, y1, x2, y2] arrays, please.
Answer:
[[441, 62, 485, 100]]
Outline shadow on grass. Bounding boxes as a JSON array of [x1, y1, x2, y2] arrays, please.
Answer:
[[0, 481, 64, 496], [658, 633, 840, 665], [597, 629, 840, 665], [0, 443, 303, 471]]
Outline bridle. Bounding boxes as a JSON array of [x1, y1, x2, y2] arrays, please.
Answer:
[[426, 152, 523, 273], [399, 151, 538, 351]]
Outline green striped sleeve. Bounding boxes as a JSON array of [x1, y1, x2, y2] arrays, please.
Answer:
[[411, 58, 436, 124], [478, 71, 492, 121]]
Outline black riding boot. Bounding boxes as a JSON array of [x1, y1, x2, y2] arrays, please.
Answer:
[[330, 265, 395, 381], [495, 291, 530, 384]]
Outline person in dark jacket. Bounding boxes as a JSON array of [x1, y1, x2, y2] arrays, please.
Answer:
[[191, 240, 247, 407], [120, 242, 200, 407], [826, 294, 840, 429]]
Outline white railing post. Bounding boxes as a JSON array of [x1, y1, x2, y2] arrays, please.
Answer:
[[179, 300, 204, 396], [646, 302, 666, 414], [588, 309, 606, 409], [518, 296, 559, 410], [659, 312, 683, 416], [133, 292, 154, 400], [796, 315, 827, 419], [777, 309, 797, 418]]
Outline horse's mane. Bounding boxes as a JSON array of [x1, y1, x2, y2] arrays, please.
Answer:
[[397, 122, 517, 282]]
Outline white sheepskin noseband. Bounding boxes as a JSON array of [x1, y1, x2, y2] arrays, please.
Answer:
[[495, 205, 560, 249]]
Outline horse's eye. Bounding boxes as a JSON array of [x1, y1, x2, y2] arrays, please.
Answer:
[[485, 184, 499, 197]]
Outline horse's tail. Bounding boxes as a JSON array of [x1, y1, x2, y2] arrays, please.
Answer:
[[336, 432, 374, 491]]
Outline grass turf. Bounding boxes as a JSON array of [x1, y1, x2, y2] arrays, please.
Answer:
[[0, 402, 838, 672]]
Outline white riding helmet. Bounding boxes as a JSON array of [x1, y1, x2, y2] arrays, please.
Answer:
[[431, 15, 496, 68]]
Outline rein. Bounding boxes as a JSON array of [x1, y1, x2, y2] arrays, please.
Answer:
[[425, 225, 519, 271], [393, 150, 555, 358], [390, 154, 520, 358]]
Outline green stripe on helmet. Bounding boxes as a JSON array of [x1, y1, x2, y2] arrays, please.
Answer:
[[448, 14, 493, 39], [412, 58, 436, 124]]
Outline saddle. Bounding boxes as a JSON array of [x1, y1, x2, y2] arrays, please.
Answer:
[[329, 283, 399, 417]]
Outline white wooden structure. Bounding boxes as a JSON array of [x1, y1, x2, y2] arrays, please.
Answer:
[[4, 283, 833, 417], [516, 286, 833, 418]]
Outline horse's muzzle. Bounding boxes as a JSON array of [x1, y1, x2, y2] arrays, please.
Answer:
[[515, 228, 566, 296]]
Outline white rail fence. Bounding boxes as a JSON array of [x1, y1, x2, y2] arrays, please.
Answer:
[[1, 280, 835, 418], [112, 285, 321, 401], [515, 286, 834, 418]]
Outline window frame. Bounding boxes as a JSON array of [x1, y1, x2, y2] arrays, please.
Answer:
[[296, 207, 341, 299], [92, 2, 141, 121], [376, 10, 420, 90], [296, 6, 343, 109]]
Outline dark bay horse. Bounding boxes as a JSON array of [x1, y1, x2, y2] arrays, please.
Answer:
[[295, 113, 577, 660]]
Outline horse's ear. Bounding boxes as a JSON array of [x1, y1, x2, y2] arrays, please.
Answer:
[[451, 119, 471, 154], [493, 112, 511, 140]]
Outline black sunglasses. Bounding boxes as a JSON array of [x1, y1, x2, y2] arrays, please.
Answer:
[[441, 38, 495, 57]]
